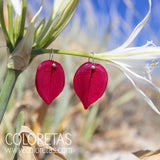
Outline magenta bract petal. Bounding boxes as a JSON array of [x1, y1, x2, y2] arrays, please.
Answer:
[[35, 60, 65, 104], [73, 62, 108, 109]]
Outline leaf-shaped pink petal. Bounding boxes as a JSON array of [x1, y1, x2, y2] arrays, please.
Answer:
[[35, 60, 65, 104], [73, 62, 108, 109]]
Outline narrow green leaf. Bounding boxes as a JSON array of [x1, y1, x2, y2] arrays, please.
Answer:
[[0, 0, 14, 51], [35, 0, 80, 48], [16, 0, 27, 44], [7, 0, 14, 45], [43, 3, 79, 48], [14, 14, 21, 42], [34, 0, 65, 46], [33, 11, 54, 46], [42, 12, 74, 48], [34, 18, 46, 42]]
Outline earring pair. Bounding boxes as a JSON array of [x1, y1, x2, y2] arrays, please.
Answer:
[[35, 51, 108, 109]]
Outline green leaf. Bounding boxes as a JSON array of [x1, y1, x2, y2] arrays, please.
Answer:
[[34, 18, 46, 42], [16, 0, 27, 44], [14, 14, 21, 42], [34, 0, 66, 46], [0, 0, 14, 51], [35, 0, 80, 48], [7, 0, 14, 45]]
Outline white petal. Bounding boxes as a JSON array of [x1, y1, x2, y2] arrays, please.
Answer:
[[10, 0, 22, 16], [112, 0, 151, 51], [101, 45, 160, 115], [124, 72, 160, 115], [100, 45, 160, 80]]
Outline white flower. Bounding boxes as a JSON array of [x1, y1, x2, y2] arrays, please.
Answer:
[[98, 0, 160, 115]]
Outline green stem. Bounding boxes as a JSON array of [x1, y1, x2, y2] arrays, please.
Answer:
[[31, 48, 106, 61], [0, 69, 20, 124]]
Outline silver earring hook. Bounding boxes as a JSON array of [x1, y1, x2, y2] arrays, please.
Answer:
[[91, 52, 95, 70], [49, 49, 56, 67], [88, 52, 95, 63], [49, 48, 54, 60], [91, 52, 95, 64]]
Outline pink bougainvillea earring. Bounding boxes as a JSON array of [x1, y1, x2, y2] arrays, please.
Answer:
[[73, 52, 108, 110], [35, 49, 65, 104]]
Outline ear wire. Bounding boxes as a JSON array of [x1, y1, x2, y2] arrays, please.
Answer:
[[49, 48, 54, 60], [91, 52, 95, 70], [49, 48, 56, 67]]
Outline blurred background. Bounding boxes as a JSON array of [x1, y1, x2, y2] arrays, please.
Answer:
[[1, 0, 160, 160]]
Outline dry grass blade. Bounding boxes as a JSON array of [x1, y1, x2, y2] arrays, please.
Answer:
[[133, 149, 160, 160], [19, 126, 67, 160]]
